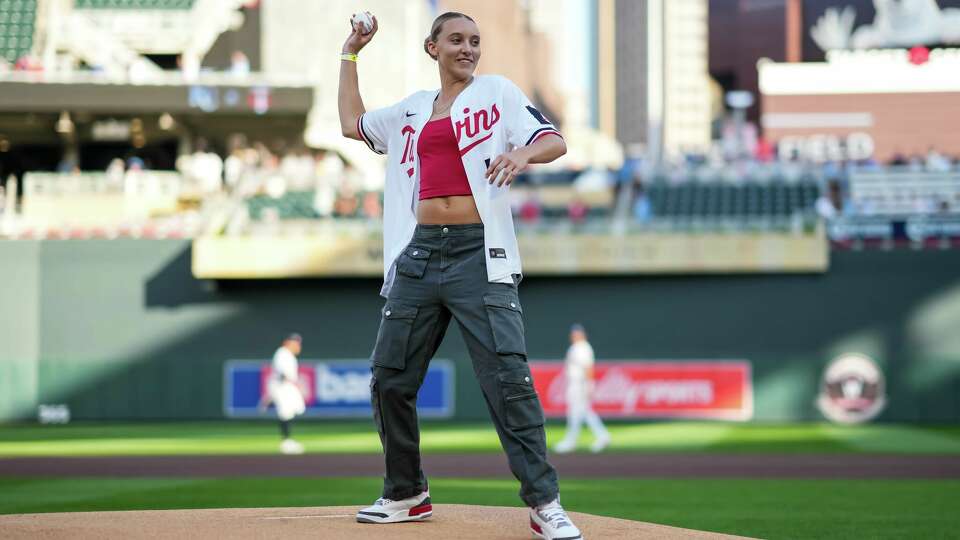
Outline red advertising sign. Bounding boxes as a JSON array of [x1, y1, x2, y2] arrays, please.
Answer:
[[529, 361, 753, 421]]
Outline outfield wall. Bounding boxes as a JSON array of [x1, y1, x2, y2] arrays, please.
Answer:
[[1, 239, 959, 422]]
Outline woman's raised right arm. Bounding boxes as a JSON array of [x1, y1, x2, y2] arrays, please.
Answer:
[[339, 14, 379, 140]]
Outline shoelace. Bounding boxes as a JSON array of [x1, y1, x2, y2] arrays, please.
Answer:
[[539, 504, 572, 528]]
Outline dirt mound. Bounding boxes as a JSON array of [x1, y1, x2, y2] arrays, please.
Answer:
[[0, 504, 754, 539]]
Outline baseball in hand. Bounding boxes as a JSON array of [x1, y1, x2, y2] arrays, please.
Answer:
[[351, 11, 374, 35]]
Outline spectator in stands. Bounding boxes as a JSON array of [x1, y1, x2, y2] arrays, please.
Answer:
[[816, 180, 847, 219], [567, 195, 588, 226], [334, 182, 359, 217], [106, 158, 125, 187], [342, 162, 363, 191], [908, 155, 925, 172], [854, 157, 883, 172], [186, 139, 224, 194], [178, 53, 200, 82], [362, 191, 383, 221], [890, 151, 908, 166], [926, 147, 951, 172], [56, 157, 79, 174], [224, 147, 246, 193], [127, 157, 145, 171], [230, 51, 251, 78], [14, 54, 41, 72], [617, 146, 644, 199], [313, 183, 335, 218], [754, 137, 775, 163], [281, 148, 315, 190], [632, 182, 652, 224], [519, 193, 542, 224], [264, 172, 287, 199]]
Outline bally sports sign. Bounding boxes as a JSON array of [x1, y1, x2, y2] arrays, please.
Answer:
[[529, 361, 753, 421], [223, 359, 455, 419]]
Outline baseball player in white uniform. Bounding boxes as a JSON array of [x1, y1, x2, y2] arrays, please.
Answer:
[[267, 333, 306, 455], [554, 324, 610, 454]]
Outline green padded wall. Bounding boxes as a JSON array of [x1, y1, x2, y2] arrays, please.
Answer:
[[1, 240, 959, 422]]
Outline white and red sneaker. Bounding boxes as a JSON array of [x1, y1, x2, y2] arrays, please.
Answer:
[[529, 498, 583, 539], [356, 490, 432, 524]]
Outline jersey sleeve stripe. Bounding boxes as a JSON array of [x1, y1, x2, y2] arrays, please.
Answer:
[[526, 128, 563, 147], [357, 114, 384, 155]]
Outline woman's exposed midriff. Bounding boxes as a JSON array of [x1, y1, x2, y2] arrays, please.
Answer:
[[417, 195, 482, 224]]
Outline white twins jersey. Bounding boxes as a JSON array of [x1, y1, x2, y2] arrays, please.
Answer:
[[565, 341, 595, 382], [357, 74, 562, 297], [271, 347, 299, 382]]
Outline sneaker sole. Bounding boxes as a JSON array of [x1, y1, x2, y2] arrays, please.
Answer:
[[529, 516, 583, 540], [356, 503, 433, 524]]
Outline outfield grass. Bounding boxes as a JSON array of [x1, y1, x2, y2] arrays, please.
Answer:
[[0, 476, 957, 539], [1, 421, 959, 457]]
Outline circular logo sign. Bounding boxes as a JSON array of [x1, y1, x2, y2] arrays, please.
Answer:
[[816, 353, 886, 424]]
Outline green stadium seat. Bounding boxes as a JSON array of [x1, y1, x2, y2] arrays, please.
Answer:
[[75, 0, 195, 9], [0, 0, 34, 63]]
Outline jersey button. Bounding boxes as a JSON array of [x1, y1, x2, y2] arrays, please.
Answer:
[[442, 227, 449, 234], [385, 310, 392, 317]]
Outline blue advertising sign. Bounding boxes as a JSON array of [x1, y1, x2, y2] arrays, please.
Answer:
[[224, 359, 455, 419]]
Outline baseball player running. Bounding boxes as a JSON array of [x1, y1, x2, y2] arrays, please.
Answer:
[[554, 324, 610, 454], [339, 10, 583, 540]]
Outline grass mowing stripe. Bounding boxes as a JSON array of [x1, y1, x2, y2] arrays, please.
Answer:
[[2, 423, 960, 456], [822, 424, 960, 454], [0, 477, 957, 539]]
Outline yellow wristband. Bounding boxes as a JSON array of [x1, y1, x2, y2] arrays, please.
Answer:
[[340, 52, 358, 63]]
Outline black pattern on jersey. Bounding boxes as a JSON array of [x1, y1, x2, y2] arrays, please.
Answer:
[[526, 105, 551, 125]]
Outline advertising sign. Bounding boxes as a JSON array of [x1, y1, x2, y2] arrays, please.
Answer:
[[224, 359, 455, 418], [529, 361, 753, 421]]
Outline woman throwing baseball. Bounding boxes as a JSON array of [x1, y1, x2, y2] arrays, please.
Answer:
[[339, 11, 582, 540]]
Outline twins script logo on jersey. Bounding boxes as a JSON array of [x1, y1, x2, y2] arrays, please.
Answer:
[[456, 104, 500, 156], [400, 125, 416, 178]]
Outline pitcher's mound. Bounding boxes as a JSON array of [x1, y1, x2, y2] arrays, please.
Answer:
[[0, 505, 754, 539]]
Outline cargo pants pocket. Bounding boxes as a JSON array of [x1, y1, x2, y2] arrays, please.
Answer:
[[396, 246, 431, 279], [371, 303, 419, 370], [498, 366, 545, 430], [370, 376, 385, 440], [483, 293, 527, 356]]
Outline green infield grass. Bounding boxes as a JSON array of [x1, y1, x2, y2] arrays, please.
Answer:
[[1, 422, 960, 457], [0, 476, 957, 539]]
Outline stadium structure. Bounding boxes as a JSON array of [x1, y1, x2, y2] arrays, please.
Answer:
[[0, 0, 957, 429]]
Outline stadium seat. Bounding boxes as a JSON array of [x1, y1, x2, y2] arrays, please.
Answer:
[[641, 179, 820, 224], [74, 0, 194, 9], [0, 0, 36, 63]]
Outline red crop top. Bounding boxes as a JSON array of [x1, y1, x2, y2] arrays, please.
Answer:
[[417, 117, 473, 200]]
